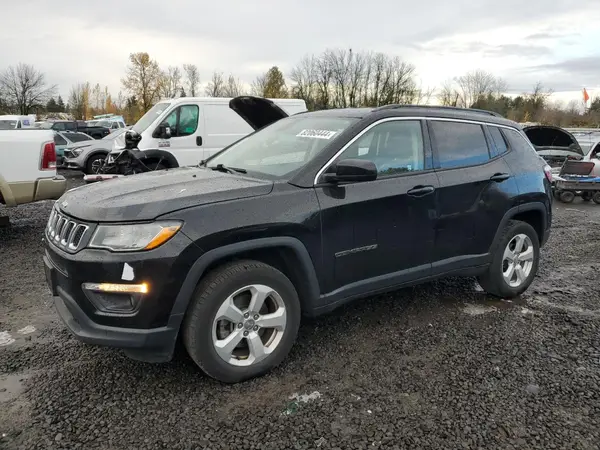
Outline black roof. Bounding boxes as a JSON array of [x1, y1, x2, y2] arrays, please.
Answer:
[[296, 105, 517, 127]]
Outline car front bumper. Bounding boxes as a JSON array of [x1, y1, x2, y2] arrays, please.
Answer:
[[42, 226, 198, 362]]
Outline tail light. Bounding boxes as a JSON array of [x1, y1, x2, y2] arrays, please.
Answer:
[[41, 142, 57, 170], [543, 164, 553, 183]]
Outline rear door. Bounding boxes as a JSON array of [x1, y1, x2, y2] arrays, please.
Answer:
[[316, 118, 439, 292], [428, 119, 519, 273]]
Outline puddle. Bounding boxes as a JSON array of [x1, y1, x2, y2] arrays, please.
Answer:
[[462, 304, 497, 316], [0, 332, 15, 347], [0, 374, 29, 403]]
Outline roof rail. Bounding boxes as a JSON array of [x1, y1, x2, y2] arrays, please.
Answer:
[[373, 104, 503, 117]]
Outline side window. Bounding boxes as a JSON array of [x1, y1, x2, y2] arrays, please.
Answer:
[[337, 120, 425, 176], [502, 128, 538, 155], [488, 126, 509, 158], [430, 121, 490, 169], [177, 105, 199, 137], [54, 134, 67, 146]]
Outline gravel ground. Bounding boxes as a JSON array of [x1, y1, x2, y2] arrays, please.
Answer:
[[1, 172, 599, 450]]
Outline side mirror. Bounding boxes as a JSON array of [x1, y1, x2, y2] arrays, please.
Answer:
[[154, 121, 172, 139], [322, 158, 377, 183]]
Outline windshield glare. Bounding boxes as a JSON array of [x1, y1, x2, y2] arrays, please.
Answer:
[[132, 102, 171, 134], [0, 120, 17, 129], [207, 116, 358, 179]]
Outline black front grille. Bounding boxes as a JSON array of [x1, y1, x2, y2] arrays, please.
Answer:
[[46, 207, 90, 252]]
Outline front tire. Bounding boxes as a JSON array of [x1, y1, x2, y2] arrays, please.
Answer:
[[85, 154, 107, 174], [593, 192, 600, 205], [478, 220, 540, 299], [182, 260, 301, 383]]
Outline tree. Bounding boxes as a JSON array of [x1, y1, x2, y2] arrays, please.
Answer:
[[263, 66, 288, 98], [160, 66, 182, 99], [46, 97, 59, 113], [68, 82, 90, 119], [453, 70, 505, 108], [0, 63, 57, 114], [121, 52, 163, 113], [183, 64, 200, 97], [56, 95, 65, 112], [205, 71, 225, 97]]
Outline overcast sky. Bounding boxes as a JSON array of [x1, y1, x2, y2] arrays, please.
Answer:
[[2, 0, 599, 105]]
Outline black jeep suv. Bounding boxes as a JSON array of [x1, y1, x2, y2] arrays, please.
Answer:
[[43, 98, 553, 383]]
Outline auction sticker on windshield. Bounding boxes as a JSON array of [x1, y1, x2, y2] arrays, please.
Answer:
[[296, 129, 337, 139]]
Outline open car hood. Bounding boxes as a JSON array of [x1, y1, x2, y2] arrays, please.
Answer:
[[229, 96, 289, 130], [522, 125, 583, 157]]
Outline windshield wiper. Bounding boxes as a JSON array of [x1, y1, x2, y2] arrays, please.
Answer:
[[210, 163, 247, 174]]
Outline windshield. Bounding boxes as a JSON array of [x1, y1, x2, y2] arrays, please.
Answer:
[[39, 122, 54, 129], [206, 115, 359, 179], [132, 102, 171, 134], [0, 120, 17, 129], [102, 128, 127, 140]]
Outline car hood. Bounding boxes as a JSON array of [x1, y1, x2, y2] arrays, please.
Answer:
[[229, 96, 289, 130], [522, 125, 584, 157], [57, 166, 273, 222]]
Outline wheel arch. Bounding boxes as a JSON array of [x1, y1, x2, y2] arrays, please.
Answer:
[[491, 203, 548, 250], [167, 237, 321, 331], [139, 149, 180, 168]]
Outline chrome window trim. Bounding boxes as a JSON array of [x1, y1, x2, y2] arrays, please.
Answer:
[[312, 116, 520, 185]]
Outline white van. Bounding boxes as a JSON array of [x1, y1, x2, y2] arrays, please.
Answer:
[[113, 96, 307, 167], [0, 114, 37, 130]]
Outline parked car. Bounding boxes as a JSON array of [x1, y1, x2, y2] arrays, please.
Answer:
[[43, 104, 553, 383], [87, 114, 126, 130], [522, 125, 584, 177], [39, 120, 111, 139], [53, 131, 95, 166], [0, 114, 37, 129], [0, 129, 66, 211], [61, 127, 130, 174]]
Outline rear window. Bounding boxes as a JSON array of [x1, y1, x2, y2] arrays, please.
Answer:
[[207, 116, 358, 179], [64, 132, 93, 142], [0, 120, 17, 129], [430, 121, 490, 169], [488, 126, 509, 157]]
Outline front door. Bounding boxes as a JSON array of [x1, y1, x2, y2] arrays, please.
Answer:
[[316, 119, 439, 295], [161, 103, 203, 166]]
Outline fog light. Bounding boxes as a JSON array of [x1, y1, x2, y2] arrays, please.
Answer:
[[82, 282, 148, 315], [83, 282, 148, 294]]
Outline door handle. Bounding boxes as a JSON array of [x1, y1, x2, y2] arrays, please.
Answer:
[[407, 185, 435, 197], [490, 172, 510, 182], [196, 136, 203, 146]]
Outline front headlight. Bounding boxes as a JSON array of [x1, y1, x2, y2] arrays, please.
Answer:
[[70, 147, 86, 156], [89, 221, 182, 252]]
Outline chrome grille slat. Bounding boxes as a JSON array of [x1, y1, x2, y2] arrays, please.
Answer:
[[45, 207, 90, 252]]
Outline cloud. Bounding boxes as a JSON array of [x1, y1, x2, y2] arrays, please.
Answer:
[[411, 41, 553, 58]]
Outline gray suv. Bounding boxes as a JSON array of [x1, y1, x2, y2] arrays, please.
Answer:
[[62, 128, 129, 174]]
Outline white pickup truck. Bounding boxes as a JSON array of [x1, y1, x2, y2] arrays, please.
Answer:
[[0, 130, 67, 212]]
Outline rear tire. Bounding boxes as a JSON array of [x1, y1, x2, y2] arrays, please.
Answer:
[[478, 220, 540, 299], [182, 260, 301, 383], [593, 192, 600, 205]]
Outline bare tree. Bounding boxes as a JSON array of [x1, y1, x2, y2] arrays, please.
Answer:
[[205, 71, 225, 97], [223, 74, 246, 97], [251, 72, 268, 97], [183, 64, 200, 96], [0, 63, 57, 114], [438, 79, 460, 106], [453, 70, 502, 108], [290, 54, 318, 109], [160, 66, 182, 99]]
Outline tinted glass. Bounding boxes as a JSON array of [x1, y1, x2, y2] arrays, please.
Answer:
[[431, 121, 490, 169], [336, 120, 425, 176], [503, 128, 538, 156], [54, 134, 67, 146], [208, 116, 358, 179], [64, 132, 93, 142], [0, 120, 17, 129], [177, 105, 199, 137], [488, 126, 509, 158]]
